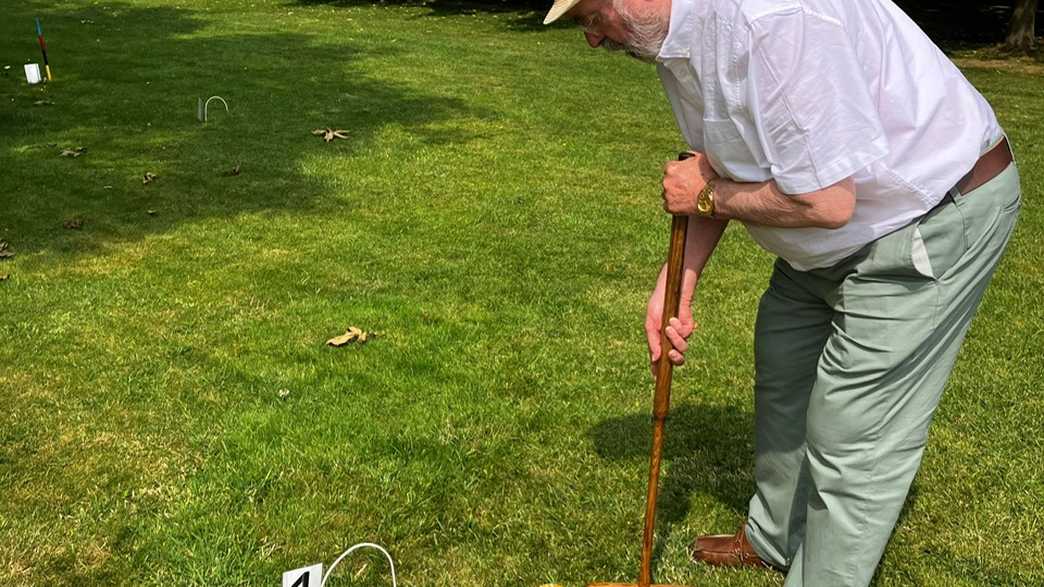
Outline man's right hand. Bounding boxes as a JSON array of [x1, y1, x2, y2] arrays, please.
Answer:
[[645, 263, 696, 377]]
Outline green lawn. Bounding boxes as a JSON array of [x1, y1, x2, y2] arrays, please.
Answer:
[[1, 1, 1041, 585]]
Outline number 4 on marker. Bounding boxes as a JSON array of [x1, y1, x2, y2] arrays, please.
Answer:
[[282, 563, 322, 587]]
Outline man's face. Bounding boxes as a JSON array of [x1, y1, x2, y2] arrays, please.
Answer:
[[566, 0, 671, 63]]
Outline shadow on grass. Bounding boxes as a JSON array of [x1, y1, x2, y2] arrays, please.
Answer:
[[292, 0, 548, 31], [590, 402, 753, 568], [291, 0, 1044, 41], [891, 2, 1042, 56], [0, 1, 486, 259]]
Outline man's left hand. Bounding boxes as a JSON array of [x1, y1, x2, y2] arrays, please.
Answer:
[[662, 152, 718, 215]]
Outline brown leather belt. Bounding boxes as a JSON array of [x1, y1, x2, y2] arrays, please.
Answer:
[[954, 137, 1013, 196]]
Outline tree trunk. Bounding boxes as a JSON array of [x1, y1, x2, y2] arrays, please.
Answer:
[[1005, 0, 1039, 52]]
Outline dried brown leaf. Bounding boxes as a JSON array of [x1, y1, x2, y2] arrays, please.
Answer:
[[223, 163, 241, 177], [326, 326, 376, 347], [326, 331, 358, 347], [63, 218, 84, 230], [0, 274, 9, 281], [0, 241, 13, 260], [142, 172, 157, 185], [59, 147, 86, 158], [312, 127, 349, 143]]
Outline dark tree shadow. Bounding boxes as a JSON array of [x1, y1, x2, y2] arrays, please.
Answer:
[[292, 0, 550, 31], [291, 0, 1044, 41], [893, 1, 1042, 55], [0, 1, 489, 258], [589, 402, 754, 569]]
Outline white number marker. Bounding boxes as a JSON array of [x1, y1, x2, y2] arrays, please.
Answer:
[[282, 563, 322, 587]]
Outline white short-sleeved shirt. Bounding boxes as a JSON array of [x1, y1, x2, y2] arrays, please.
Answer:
[[656, 0, 1003, 270]]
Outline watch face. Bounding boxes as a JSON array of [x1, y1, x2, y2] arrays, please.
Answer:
[[697, 193, 713, 215]]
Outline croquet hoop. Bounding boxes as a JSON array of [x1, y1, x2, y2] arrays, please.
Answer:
[[199, 95, 230, 123], [320, 542, 397, 587]]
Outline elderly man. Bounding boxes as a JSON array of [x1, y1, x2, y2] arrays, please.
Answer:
[[543, 0, 1021, 585]]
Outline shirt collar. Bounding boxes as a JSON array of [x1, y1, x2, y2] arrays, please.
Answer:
[[657, 0, 697, 61]]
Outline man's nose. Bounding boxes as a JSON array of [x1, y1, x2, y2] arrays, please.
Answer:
[[584, 30, 605, 48]]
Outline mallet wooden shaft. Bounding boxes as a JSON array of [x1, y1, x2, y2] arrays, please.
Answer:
[[638, 212, 689, 587], [589, 153, 694, 587]]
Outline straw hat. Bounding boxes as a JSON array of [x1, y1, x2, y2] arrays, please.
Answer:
[[543, 0, 584, 25]]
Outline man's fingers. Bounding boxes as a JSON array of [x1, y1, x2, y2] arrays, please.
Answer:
[[685, 319, 698, 337], [648, 345, 660, 379], [645, 320, 661, 364], [668, 317, 694, 340], [665, 326, 688, 354], [672, 316, 696, 338], [649, 345, 661, 364], [668, 349, 685, 365]]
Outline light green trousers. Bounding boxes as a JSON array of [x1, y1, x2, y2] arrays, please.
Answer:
[[744, 161, 1021, 586]]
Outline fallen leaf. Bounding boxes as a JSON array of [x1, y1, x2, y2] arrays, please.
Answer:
[[146, 209, 157, 216], [326, 326, 376, 347], [63, 218, 84, 230], [223, 163, 241, 177], [0, 240, 13, 260], [277, 388, 291, 399], [0, 274, 9, 281], [326, 331, 357, 346], [312, 127, 349, 143], [142, 172, 157, 185], [34, 99, 54, 106], [59, 147, 86, 158]]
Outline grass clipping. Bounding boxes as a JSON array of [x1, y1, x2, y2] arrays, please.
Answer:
[[326, 326, 376, 347]]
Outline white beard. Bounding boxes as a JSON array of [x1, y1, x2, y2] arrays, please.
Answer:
[[604, 0, 670, 63]]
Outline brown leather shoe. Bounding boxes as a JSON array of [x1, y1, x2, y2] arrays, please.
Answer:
[[690, 525, 781, 571]]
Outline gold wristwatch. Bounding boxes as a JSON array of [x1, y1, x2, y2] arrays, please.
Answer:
[[695, 179, 717, 217]]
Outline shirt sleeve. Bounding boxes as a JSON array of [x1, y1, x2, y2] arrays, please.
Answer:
[[745, 8, 889, 195]]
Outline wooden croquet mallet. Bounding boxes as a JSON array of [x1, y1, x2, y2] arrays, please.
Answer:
[[589, 152, 695, 587]]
